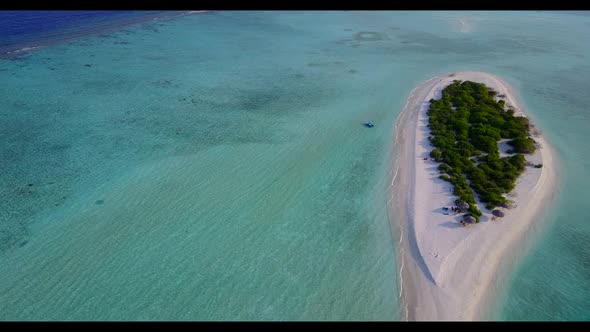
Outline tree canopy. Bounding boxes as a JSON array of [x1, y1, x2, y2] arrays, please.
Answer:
[[427, 80, 536, 221]]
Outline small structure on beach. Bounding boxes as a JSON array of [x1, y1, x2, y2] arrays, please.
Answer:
[[457, 201, 470, 213], [460, 215, 476, 226], [498, 202, 512, 209], [492, 209, 505, 218], [463, 215, 476, 224]]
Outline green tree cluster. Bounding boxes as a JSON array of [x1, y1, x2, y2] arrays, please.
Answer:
[[427, 80, 536, 221]]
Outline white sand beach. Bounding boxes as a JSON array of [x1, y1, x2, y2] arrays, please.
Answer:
[[390, 71, 559, 320]]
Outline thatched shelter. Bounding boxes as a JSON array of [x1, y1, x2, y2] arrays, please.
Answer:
[[457, 201, 470, 212], [463, 215, 476, 224], [492, 209, 505, 218]]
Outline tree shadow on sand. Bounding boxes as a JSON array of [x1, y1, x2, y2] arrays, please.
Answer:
[[440, 221, 462, 229]]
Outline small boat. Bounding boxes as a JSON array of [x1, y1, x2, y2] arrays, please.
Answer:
[[364, 121, 375, 128]]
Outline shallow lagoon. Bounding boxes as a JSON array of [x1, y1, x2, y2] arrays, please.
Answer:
[[1, 11, 589, 320]]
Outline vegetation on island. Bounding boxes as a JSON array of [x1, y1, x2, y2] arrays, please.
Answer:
[[427, 80, 537, 221]]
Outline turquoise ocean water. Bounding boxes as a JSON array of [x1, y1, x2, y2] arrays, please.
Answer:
[[1, 11, 589, 320]]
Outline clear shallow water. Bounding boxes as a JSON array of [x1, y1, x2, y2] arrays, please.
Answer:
[[0, 11, 589, 320]]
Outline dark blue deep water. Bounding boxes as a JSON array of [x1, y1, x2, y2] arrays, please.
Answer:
[[0, 11, 174, 56]]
